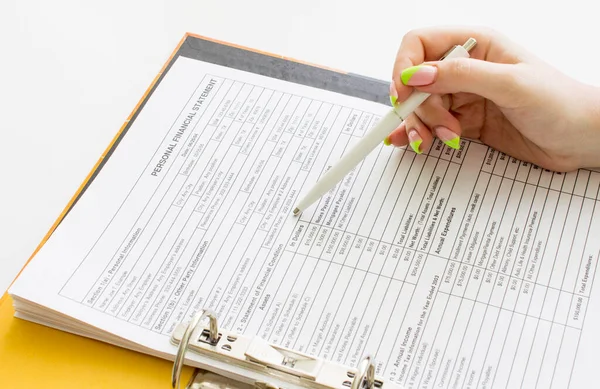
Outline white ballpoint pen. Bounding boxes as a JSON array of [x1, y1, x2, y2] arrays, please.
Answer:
[[292, 38, 477, 216]]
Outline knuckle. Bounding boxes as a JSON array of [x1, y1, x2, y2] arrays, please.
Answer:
[[403, 29, 420, 41], [480, 26, 500, 39], [448, 58, 472, 79], [404, 113, 423, 130], [399, 30, 417, 50], [473, 25, 504, 44], [403, 115, 415, 130], [401, 28, 425, 48]]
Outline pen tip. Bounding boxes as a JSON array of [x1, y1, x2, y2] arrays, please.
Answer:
[[293, 207, 301, 216]]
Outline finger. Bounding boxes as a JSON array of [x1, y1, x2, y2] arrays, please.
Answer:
[[414, 98, 462, 149], [404, 113, 433, 154], [392, 27, 497, 103], [402, 59, 529, 108], [385, 122, 409, 147]]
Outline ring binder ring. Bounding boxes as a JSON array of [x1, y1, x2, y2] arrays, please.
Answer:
[[170, 310, 384, 389], [351, 356, 375, 389], [172, 309, 219, 389]]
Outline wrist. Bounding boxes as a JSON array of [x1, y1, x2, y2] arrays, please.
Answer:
[[582, 86, 600, 168]]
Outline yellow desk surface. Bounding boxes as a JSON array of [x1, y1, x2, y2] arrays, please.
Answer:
[[0, 293, 193, 388]]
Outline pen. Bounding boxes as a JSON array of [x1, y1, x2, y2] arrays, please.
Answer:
[[292, 38, 477, 216]]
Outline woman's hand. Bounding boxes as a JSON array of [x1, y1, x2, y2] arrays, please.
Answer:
[[386, 27, 600, 172]]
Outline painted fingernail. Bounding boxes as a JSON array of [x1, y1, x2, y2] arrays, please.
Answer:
[[383, 136, 392, 146], [436, 126, 461, 149], [401, 65, 437, 86], [389, 82, 398, 106], [408, 130, 422, 154]]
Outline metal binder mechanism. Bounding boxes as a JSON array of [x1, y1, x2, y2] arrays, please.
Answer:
[[171, 309, 404, 389]]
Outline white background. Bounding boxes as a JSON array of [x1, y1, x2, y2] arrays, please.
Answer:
[[1, 0, 599, 294]]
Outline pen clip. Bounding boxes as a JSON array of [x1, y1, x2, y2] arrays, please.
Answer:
[[440, 38, 477, 60], [439, 45, 460, 61]]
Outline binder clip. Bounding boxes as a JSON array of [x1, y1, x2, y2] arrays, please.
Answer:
[[171, 309, 392, 389]]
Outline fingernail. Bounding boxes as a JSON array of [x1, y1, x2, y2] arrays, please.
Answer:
[[408, 130, 422, 154], [383, 136, 392, 146], [401, 65, 437, 86], [389, 82, 398, 106], [436, 126, 461, 149]]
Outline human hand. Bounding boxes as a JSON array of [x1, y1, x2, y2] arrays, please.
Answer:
[[386, 27, 600, 172]]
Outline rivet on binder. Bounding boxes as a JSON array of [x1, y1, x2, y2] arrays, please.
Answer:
[[170, 309, 398, 389]]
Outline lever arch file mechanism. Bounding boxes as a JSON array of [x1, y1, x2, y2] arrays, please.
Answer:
[[171, 309, 390, 389]]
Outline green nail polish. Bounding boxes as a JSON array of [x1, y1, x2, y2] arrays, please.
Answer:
[[443, 137, 461, 150], [410, 139, 422, 154], [390, 95, 397, 106], [383, 137, 391, 146], [401, 65, 422, 85]]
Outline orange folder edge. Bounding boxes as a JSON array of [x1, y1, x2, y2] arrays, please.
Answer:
[[0, 33, 347, 388]]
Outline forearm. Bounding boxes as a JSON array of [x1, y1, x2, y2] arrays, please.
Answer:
[[581, 85, 600, 169]]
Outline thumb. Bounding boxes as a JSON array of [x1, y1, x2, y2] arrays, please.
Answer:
[[400, 58, 524, 107]]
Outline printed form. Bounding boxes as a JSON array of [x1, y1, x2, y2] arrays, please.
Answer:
[[10, 55, 600, 389]]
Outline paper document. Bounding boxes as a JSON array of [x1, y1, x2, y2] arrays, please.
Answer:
[[10, 55, 600, 389]]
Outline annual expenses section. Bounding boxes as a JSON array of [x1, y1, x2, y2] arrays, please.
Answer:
[[59, 60, 600, 388], [288, 145, 600, 389]]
